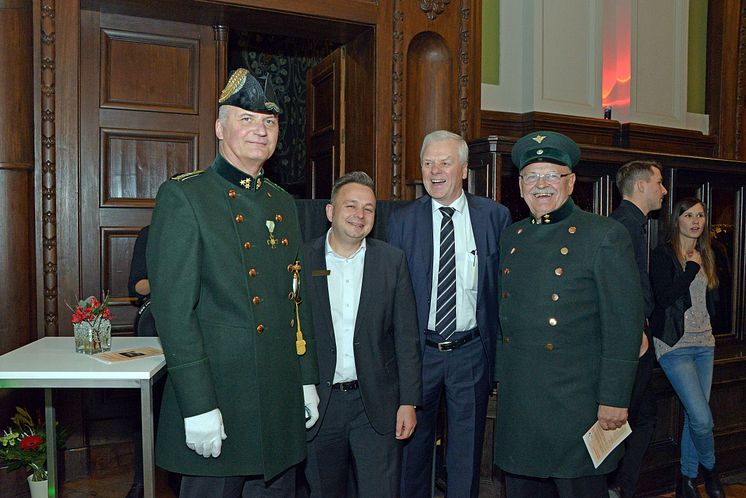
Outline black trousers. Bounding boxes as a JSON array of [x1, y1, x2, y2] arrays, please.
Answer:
[[610, 347, 657, 497], [306, 388, 402, 498], [179, 467, 296, 498], [505, 472, 607, 498]]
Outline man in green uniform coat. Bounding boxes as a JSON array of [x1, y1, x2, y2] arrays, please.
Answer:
[[494, 131, 644, 497], [147, 68, 319, 497]]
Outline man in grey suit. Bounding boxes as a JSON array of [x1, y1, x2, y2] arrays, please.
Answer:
[[304, 171, 422, 498]]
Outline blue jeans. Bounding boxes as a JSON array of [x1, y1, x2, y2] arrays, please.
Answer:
[[658, 346, 715, 478]]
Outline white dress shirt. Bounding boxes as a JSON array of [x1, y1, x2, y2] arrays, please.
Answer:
[[427, 191, 478, 332], [325, 229, 366, 383]]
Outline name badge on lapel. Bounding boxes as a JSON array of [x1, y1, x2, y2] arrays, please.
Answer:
[[312, 269, 331, 277]]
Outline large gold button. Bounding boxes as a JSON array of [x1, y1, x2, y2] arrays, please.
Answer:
[[560, 247, 569, 255], [503, 337, 510, 344], [503, 267, 510, 275], [551, 293, 559, 301], [252, 296, 261, 305], [275, 213, 283, 222], [554, 267, 564, 276], [568, 226, 577, 234], [248, 268, 257, 277], [545, 343, 554, 351], [517, 228, 524, 234], [510, 247, 516, 254], [549, 317, 557, 326], [281, 238, 289, 246], [228, 189, 237, 199], [244, 241, 252, 250], [257, 324, 264, 333], [235, 214, 244, 223]]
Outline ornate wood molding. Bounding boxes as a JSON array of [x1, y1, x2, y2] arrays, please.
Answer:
[[391, 3, 403, 199], [458, 1, 469, 137], [419, 0, 450, 20], [40, 0, 58, 335]]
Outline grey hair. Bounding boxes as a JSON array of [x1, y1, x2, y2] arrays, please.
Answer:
[[217, 105, 229, 124], [420, 130, 468, 165], [330, 171, 375, 202]]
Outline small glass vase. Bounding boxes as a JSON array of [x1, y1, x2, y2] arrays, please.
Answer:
[[73, 319, 111, 354]]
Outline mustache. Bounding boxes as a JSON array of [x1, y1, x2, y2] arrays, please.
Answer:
[[529, 187, 555, 195]]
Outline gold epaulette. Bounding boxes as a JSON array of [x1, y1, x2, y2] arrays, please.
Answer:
[[264, 179, 289, 194], [170, 170, 205, 182]]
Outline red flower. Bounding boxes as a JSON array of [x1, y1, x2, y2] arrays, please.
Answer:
[[19, 435, 43, 451]]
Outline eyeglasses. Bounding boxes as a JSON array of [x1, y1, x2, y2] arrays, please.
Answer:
[[519, 172, 573, 185]]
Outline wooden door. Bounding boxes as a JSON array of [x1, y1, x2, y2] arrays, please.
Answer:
[[306, 46, 346, 199], [79, 10, 217, 335]]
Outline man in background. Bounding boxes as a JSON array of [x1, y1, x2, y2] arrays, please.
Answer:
[[608, 160, 667, 498]]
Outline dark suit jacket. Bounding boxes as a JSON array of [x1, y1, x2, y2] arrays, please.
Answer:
[[386, 193, 511, 377], [304, 236, 422, 438]]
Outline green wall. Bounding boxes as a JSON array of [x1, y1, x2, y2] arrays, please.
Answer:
[[482, 0, 499, 85]]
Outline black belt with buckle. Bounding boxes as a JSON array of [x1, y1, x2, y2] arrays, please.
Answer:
[[332, 380, 359, 391], [425, 328, 480, 352]]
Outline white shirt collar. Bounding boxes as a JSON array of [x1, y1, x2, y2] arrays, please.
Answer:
[[324, 228, 367, 259], [431, 190, 467, 214]]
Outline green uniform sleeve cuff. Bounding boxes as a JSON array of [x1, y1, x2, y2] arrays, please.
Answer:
[[598, 357, 638, 407], [168, 357, 219, 417]]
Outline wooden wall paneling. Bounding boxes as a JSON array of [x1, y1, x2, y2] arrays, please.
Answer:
[[100, 228, 141, 333], [0, 0, 34, 358], [200, 0, 379, 25], [343, 29, 376, 185], [80, 11, 216, 337]]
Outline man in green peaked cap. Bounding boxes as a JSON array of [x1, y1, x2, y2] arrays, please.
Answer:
[[147, 68, 319, 497], [493, 131, 644, 497]]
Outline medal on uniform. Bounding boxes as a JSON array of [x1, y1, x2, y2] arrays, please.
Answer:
[[266, 220, 278, 249], [289, 259, 307, 355]]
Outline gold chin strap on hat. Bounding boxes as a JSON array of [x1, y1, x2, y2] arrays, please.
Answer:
[[290, 260, 307, 355]]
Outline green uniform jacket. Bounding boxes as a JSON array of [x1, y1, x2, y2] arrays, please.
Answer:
[[494, 199, 643, 478], [147, 154, 319, 480]]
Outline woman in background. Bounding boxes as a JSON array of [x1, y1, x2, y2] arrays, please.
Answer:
[[650, 198, 725, 498]]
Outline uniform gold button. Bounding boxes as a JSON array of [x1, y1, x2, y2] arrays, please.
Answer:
[[235, 214, 244, 223], [290, 319, 295, 327], [275, 213, 283, 222], [287, 264, 294, 272], [510, 247, 516, 254], [252, 296, 261, 305], [503, 267, 510, 275], [560, 247, 569, 255], [248, 268, 257, 277], [228, 189, 237, 199], [257, 324, 264, 333], [554, 267, 564, 276], [281, 238, 289, 246], [568, 226, 577, 234], [517, 228, 524, 234], [551, 293, 559, 301], [503, 337, 510, 344], [244, 241, 252, 250], [549, 317, 557, 326], [502, 291, 510, 298], [545, 343, 554, 351]]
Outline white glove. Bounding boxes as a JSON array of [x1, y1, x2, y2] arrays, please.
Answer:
[[184, 408, 227, 458], [303, 384, 320, 429]]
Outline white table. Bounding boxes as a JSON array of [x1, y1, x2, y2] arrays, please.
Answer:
[[0, 337, 166, 498]]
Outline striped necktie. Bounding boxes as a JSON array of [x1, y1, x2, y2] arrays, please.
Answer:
[[435, 207, 457, 340]]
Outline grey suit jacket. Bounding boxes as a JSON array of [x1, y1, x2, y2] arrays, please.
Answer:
[[304, 235, 422, 438]]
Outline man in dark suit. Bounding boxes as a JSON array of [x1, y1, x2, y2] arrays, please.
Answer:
[[387, 130, 511, 498], [608, 160, 667, 498], [304, 171, 422, 498]]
